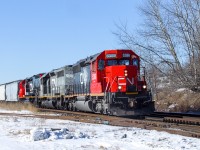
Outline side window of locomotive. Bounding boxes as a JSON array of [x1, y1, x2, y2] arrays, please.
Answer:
[[98, 59, 105, 70], [107, 60, 117, 66], [57, 70, 64, 77], [133, 58, 138, 67], [119, 60, 130, 65]]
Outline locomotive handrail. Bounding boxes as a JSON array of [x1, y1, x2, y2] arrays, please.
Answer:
[[104, 77, 110, 93], [108, 76, 117, 92], [140, 67, 146, 81]]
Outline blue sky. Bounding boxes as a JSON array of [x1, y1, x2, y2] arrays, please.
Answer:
[[0, 0, 143, 84]]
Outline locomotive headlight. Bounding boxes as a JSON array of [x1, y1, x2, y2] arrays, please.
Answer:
[[143, 85, 147, 89], [118, 86, 122, 90]]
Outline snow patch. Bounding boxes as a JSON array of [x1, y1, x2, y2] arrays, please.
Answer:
[[30, 128, 50, 141], [168, 104, 178, 109], [176, 88, 187, 92], [30, 128, 89, 141], [0, 109, 32, 114]]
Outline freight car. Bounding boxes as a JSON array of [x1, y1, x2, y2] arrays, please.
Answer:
[[0, 84, 6, 101], [0, 49, 155, 116], [0, 80, 21, 102]]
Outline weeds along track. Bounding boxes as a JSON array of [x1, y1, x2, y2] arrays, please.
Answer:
[[0, 108, 199, 139]]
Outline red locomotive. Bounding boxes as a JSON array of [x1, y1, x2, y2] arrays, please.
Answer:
[[16, 49, 154, 116], [88, 49, 154, 115]]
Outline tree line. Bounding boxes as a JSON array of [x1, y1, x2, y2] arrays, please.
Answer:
[[115, 0, 200, 93]]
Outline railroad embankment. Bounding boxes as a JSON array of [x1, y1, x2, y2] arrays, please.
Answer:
[[155, 88, 200, 112]]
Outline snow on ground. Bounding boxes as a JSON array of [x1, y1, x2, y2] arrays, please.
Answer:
[[176, 88, 187, 92], [0, 109, 199, 150], [0, 109, 33, 114]]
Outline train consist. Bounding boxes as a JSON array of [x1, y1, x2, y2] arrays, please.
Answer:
[[0, 49, 154, 116]]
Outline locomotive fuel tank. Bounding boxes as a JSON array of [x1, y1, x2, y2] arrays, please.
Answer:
[[40, 100, 56, 109], [75, 96, 96, 112]]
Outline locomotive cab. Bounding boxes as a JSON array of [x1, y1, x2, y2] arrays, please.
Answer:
[[90, 50, 154, 116], [91, 50, 146, 93], [25, 74, 43, 96]]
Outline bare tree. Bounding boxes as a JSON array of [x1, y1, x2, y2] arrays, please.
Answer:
[[115, 0, 200, 91]]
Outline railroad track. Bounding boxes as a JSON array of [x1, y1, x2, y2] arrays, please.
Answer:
[[0, 109, 199, 138], [144, 111, 200, 138], [37, 109, 200, 138], [145, 111, 200, 126]]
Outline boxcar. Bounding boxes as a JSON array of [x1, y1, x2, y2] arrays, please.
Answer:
[[0, 84, 6, 101], [5, 80, 21, 102]]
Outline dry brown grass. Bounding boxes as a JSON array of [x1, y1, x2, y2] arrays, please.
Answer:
[[155, 89, 200, 112], [0, 102, 38, 113]]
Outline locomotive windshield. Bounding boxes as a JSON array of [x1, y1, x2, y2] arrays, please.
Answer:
[[99, 58, 139, 68], [119, 60, 129, 65], [107, 59, 130, 66], [107, 60, 118, 66], [133, 58, 138, 67]]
